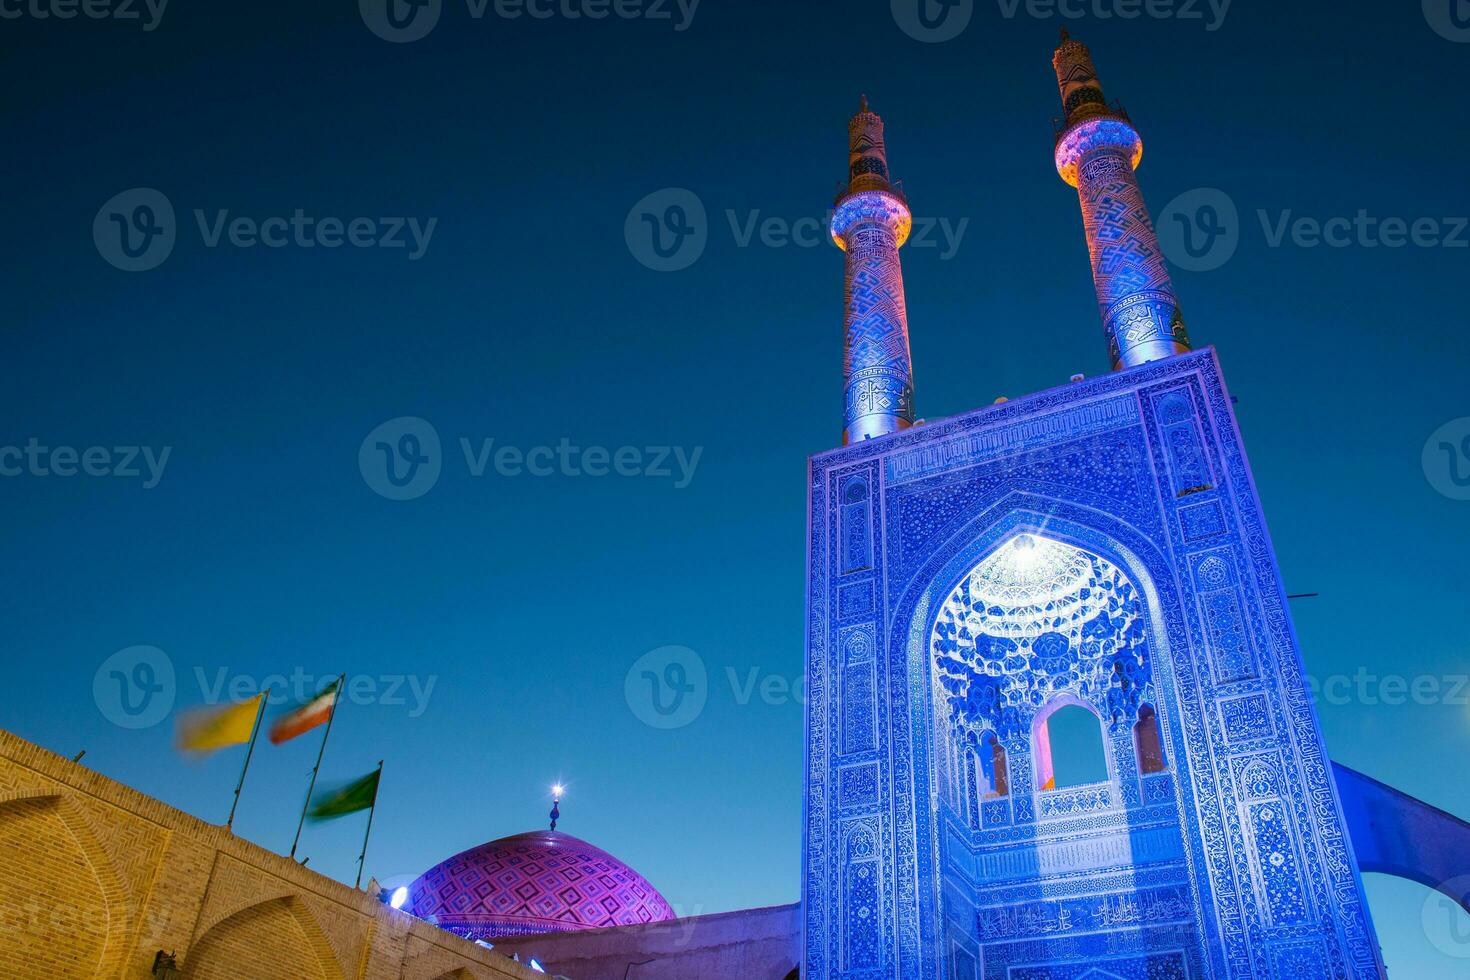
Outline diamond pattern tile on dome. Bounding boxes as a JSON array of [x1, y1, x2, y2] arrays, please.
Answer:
[[408, 830, 676, 941]]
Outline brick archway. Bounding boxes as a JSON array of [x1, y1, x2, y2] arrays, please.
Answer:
[[184, 895, 343, 980], [0, 792, 133, 979]]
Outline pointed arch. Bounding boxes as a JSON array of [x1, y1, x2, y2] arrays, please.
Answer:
[[890, 498, 1203, 977], [0, 790, 134, 978], [1033, 697, 1110, 791], [184, 894, 343, 980], [928, 530, 1143, 796], [1134, 703, 1167, 774], [902, 502, 1189, 803], [977, 731, 1008, 798]]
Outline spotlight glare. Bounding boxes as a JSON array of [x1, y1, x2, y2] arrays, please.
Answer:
[[1011, 534, 1040, 569], [389, 886, 408, 910]]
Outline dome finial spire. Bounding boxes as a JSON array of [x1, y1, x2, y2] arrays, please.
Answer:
[[549, 784, 564, 832]]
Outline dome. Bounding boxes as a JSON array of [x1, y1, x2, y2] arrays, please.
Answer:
[[408, 829, 676, 940]]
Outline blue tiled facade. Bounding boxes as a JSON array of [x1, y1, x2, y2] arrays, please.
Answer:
[[801, 350, 1385, 979]]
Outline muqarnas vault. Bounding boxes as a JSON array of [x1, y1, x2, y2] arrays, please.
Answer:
[[801, 34, 1386, 980]]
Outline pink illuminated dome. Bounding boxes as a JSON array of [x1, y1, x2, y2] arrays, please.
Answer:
[[408, 829, 676, 940]]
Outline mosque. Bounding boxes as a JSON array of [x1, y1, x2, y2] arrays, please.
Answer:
[[5, 31, 1469, 980], [401, 31, 1470, 980]]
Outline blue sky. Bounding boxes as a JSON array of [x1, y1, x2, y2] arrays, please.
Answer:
[[2, 0, 1468, 973]]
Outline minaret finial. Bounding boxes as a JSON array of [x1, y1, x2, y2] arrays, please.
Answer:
[[1059, 27, 1069, 43], [1051, 37, 1192, 369], [859, 93, 869, 113], [549, 784, 563, 832]]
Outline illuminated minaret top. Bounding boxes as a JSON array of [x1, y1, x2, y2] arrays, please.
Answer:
[[831, 97, 915, 444], [1053, 31, 1192, 370]]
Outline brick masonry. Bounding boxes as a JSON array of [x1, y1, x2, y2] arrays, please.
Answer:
[[0, 726, 539, 980]]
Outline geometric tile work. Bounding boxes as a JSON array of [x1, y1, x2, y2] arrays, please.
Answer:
[[1076, 148, 1190, 370], [833, 100, 916, 445], [1179, 499, 1226, 541], [802, 351, 1386, 978], [1219, 693, 1274, 744], [840, 223, 915, 442], [409, 830, 676, 940], [1191, 550, 1261, 684], [932, 537, 1154, 744], [1155, 390, 1214, 496], [837, 580, 875, 619], [1053, 35, 1191, 371]]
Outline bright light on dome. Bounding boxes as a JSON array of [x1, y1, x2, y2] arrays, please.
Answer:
[[389, 886, 408, 910], [552, 784, 565, 797], [1011, 534, 1039, 568]]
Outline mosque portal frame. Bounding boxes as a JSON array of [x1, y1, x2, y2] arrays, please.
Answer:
[[908, 518, 1206, 977], [800, 350, 1387, 980]]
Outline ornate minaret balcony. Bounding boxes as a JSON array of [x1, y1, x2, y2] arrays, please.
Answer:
[[831, 97, 916, 445], [1053, 31, 1192, 371]]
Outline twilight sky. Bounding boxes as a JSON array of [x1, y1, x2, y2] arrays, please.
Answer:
[[2, 0, 1468, 973]]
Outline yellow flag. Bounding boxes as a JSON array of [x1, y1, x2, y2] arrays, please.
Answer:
[[176, 693, 265, 753]]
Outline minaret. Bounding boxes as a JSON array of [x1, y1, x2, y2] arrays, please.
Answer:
[[1053, 32, 1192, 370], [831, 96, 915, 444]]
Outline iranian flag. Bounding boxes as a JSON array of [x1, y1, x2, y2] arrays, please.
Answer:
[[270, 677, 341, 745]]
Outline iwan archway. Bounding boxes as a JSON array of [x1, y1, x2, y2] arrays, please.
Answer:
[[924, 531, 1204, 976]]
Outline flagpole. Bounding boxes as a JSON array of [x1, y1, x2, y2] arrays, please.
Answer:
[[290, 673, 345, 860], [355, 760, 384, 890], [226, 691, 268, 831]]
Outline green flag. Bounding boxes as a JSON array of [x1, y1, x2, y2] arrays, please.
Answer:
[[307, 768, 380, 821]]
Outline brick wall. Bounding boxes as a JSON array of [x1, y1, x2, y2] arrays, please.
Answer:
[[0, 727, 538, 980]]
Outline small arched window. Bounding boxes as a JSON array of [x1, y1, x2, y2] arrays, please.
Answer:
[[979, 733, 1009, 798], [1035, 703, 1109, 790], [1135, 704, 1167, 774]]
